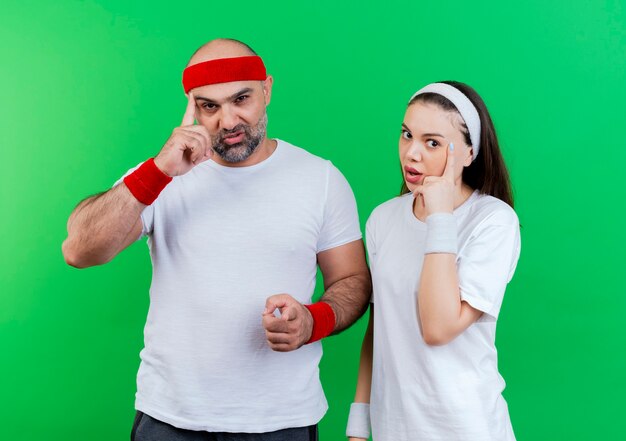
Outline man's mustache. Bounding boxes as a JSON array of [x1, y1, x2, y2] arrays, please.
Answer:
[[217, 125, 249, 140]]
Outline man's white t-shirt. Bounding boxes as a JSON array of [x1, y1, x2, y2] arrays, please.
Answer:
[[116, 139, 362, 432], [366, 191, 520, 441]]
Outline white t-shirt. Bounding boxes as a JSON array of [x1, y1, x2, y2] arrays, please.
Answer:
[[367, 191, 520, 441], [116, 139, 362, 432]]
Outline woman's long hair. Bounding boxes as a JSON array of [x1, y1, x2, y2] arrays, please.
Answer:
[[400, 81, 514, 208]]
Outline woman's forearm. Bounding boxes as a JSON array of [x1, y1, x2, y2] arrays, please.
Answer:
[[353, 307, 374, 403], [418, 254, 481, 345]]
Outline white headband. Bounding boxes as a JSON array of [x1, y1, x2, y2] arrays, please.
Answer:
[[410, 83, 481, 160]]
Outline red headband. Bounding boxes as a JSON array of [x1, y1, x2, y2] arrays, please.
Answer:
[[182, 56, 267, 93]]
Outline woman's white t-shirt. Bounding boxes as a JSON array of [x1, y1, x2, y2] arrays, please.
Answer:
[[367, 191, 521, 441]]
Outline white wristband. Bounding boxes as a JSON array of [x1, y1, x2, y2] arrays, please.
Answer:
[[346, 402, 371, 439], [424, 213, 458, 254]]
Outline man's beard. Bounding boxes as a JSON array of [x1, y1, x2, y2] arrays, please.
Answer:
[[211, 113, 268, 163]]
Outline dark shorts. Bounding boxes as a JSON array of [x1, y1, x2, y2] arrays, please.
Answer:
[[131, 411, 319, 441]]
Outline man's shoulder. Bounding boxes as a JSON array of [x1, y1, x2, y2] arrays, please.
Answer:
[[276, 139, 331, 168]]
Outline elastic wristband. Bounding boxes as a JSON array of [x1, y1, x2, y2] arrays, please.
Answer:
[[346, 402, 371, 439], [123, 158, 172, 205], [304, 302, 336, 344], [424, 213, 458, 254]]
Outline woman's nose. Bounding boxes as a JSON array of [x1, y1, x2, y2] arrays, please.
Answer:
[[405, 141, 423, 161]]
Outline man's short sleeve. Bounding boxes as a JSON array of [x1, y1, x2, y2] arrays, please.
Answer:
[[316, 162, 362, 253], [365, 214, 377, 304], [457, 210, 521, 321], [113, 163, 155, 237]]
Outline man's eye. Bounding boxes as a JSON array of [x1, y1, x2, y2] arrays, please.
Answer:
[[401, 130, 412, 140], [202, 103, 217, 110], [426, 139, 439, 148], [235, 95, 249, 103]]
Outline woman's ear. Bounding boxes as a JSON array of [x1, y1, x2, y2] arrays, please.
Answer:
[[463, 146, 474, 167]]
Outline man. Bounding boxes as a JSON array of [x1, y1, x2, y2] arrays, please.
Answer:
[[62, 38, 371, 440]]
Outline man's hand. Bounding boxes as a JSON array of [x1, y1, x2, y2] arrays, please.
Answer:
[[154, 92, 213, 177], [262, 294, 314, 352]]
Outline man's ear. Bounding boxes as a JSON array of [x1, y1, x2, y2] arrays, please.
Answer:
[[262, 75, 274, 106]]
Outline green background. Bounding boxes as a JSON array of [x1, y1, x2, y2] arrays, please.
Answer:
[[1, 0, 624, 439]]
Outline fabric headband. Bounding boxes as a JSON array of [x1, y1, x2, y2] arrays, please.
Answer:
[[410, 83, 481, 160], [182, 56, 267, 93]]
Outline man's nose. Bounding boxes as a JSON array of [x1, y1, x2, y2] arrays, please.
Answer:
[[219, 106, 240, 131]]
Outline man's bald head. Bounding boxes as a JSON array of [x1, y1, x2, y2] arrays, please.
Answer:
[[182, 39, 272, 165], [188, 39, 258, 67]]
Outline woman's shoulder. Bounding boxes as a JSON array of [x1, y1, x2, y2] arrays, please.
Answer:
[[466, 192, 519, 228], [368, 193, 412, 223], [365, 194, 413, 245]]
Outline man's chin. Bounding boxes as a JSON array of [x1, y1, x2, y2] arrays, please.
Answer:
[[223, 141, 247, 150], [214, 145, 252, 163]]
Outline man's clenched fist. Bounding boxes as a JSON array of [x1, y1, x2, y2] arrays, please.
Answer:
[[262, 294, 314, 352]]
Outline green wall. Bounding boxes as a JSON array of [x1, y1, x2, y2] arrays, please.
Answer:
[[1, 0, 624, 439]]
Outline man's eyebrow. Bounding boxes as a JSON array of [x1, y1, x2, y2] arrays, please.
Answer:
[[194, 88, 254, 104]]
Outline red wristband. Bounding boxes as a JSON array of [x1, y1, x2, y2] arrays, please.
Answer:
[[123, 158, 172, 205], [305, 302, 336, 344]]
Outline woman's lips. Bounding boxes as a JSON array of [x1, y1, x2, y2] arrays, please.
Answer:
[[404, 166, 423, 184]]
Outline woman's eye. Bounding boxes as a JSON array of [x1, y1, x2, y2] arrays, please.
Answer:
[[426, 139, 439, 149], [401, 130, 412, 140]]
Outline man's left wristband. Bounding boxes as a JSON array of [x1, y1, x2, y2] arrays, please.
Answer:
[[305, 302, 336, 344], [123, 158, 172, 205]]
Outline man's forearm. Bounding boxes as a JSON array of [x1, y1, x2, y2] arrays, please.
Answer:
[[62, 183, 145, 268], [319, 272, 371, 334]]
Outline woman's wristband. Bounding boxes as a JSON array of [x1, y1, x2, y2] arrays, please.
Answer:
[[346, 402, 371, 439], [304, 302, 336, 344], [123, 158, 172, 205], [424, 212, 458, 254]]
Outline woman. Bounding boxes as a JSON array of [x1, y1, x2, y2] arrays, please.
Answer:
[[346, 82, 521, 440]]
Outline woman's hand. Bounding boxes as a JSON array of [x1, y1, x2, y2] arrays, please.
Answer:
[[413, 143, 456, 217]]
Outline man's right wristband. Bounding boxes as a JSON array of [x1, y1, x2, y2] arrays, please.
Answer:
[[123, 158, 172, 205]]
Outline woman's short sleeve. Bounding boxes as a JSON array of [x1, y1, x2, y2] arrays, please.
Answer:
[[457, 209, 521, 321]]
